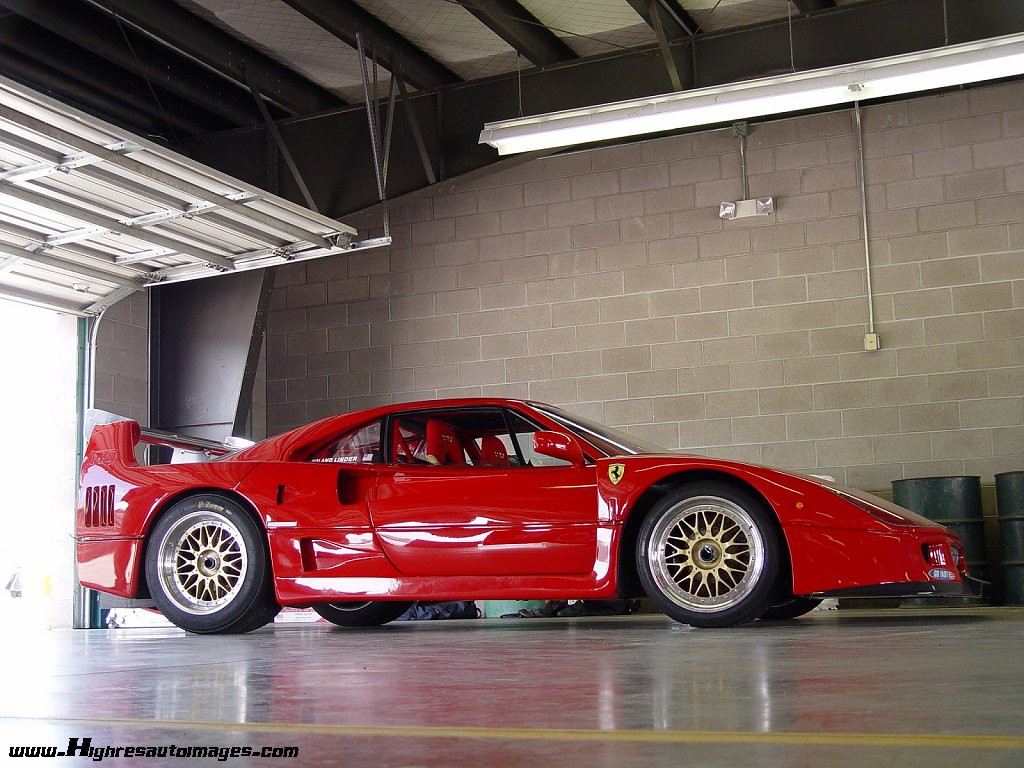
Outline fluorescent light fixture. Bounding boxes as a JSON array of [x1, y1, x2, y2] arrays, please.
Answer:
[[479, 33, 1024, 155]]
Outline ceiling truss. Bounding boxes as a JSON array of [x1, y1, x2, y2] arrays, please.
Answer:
[[0, 0, 1019, 253]]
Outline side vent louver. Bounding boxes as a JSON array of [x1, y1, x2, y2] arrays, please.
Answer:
[[84, 485, 116, 527]]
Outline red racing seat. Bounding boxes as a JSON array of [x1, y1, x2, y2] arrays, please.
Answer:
[[479, 435, 509, 466], [424, 420, 465, 465]]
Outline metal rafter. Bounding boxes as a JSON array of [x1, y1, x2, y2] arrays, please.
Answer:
[[279, 0, 461, 91], [647, 0, 687, 91], [0, 50, 163, 140], [624, 0, 700, 39], [84, 0, 342, 116], [791, 0, 837, 13], [0, 14, 225, 137], [455, 0, 576, 66], [186, 0, 1024, 219], [0, 0, 262, 126]]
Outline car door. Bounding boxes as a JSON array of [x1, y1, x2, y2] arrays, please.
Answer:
[[370, 406, 599, 577], [238, 418, 386, 580]]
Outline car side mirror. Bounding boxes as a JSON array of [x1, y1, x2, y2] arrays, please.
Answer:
[[532, 431, 585, 467]]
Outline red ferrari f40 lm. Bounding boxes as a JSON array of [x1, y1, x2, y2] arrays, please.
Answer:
[[76, 399, 983, 633]]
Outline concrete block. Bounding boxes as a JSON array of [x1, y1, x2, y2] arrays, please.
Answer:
[[651, 340, 703, 370]]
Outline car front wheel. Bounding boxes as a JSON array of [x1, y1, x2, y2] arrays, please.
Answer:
[[145, 494, 279, 634], [637, 482, 780, 628]]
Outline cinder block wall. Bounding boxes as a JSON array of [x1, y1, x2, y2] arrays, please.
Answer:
[[266, 80, 1024, 491]]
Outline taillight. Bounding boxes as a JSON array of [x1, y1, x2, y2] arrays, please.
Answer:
[[923, 543, 948, 567], [922, 542, 962, 581]]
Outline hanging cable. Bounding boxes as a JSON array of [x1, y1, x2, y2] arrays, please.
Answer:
[[516, 52, 523, 118], [357, 33, 390, 238], [787, 1, 796, 73], [854, 102, 877, 342], [105, 3, 178, 144]]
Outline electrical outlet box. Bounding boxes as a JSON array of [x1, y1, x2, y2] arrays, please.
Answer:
[[864, 332, 880, 351]]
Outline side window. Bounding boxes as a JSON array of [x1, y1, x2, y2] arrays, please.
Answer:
[[471, 432, 516, 467], [390, 415, 471, 466], [391, 417, 431, 464], [384, 408, 578, 468], [307, 419, 382, 464], [507, 412, 574, 467]]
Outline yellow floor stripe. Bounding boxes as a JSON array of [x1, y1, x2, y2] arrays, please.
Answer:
[[15, 717, 1024, 751]]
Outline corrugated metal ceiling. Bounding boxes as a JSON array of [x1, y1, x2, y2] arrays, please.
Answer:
[[174, 0, 860, 102], [0, 0, 1019, 314]]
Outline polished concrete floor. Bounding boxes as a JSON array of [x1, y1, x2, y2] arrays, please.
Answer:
[[2, 607, 1023, 767]]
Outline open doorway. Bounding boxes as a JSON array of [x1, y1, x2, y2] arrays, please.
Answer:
[[0, 300, 79, 630]]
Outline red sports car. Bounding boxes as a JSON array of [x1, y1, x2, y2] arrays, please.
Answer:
[[76, 398, 982, 633]]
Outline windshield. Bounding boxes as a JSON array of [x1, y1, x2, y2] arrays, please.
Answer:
[[529, 403, 668, 457]]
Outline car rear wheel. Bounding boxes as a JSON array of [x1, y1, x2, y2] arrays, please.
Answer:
[[760, 597, 823, 620], [313, 601, 413, 627], [145, 494, 279, 634], [637, 482, 780, 628]]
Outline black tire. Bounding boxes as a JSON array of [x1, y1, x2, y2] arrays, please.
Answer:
[[313, 601, 413, 627], [636, 482, 781, 628], [145, 494, 279, 634], [760, 597, 823, 621]]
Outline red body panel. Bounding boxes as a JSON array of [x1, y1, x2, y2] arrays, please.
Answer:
[[75, 398, 977, 607]]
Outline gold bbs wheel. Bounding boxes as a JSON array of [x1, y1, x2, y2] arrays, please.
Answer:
[[156, 510, 248, 614], [638, 484, 779, 627], [146, 495, 278, 633]]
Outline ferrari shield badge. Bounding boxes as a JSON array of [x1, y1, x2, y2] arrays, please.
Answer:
[[608, 463, 625, 485]]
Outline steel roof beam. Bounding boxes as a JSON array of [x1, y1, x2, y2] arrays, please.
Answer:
[[0, 15, 225, 137], [646, 0, 687, 91], [624, 0, 700, 39], [455, 0, 576, 66], [0, 49, 175, 139], [279, 0, 461, 90], [0, 0, 262, 126], [791, 0, 837, 13], [84, 0, 342, 117], [186, 0, 1024, 218]]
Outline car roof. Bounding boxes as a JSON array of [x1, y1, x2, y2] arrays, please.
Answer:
[[233, 398, 539, 461]]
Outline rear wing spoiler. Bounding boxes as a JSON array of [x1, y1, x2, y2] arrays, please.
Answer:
[[85, 409, 254, 464]]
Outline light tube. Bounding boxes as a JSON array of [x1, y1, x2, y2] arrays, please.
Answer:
[[480, 33, 1024, 155]]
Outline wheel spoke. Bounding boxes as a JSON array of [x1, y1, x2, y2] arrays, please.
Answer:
[[158, 510, 250, 616], [648, 494, 766, 613]]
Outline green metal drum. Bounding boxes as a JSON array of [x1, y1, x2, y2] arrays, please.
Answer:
[[995, 471, 1024, 605], [892, 476, 987, 586]]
